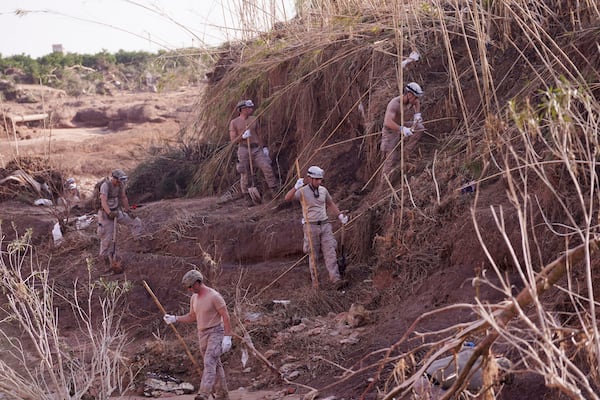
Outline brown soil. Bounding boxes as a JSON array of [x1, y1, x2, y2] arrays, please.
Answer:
[[0, 85, 545, 400]]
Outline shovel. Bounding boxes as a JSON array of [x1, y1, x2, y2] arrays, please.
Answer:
[[246, 137, 261, 204], [108, 216, 123, 274]]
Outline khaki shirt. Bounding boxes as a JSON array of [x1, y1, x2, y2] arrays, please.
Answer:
[[294, 185, 332, 222], [189, 287, 227, 332], [100, 179, 124, 211]]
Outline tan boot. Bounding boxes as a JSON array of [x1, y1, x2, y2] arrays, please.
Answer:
[[214, 391, 230, 400]]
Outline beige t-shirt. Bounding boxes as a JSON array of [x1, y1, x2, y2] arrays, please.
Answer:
[[294, 185, 331, 222], [189, 287, 227, 332], [100, 179, 124, 210]]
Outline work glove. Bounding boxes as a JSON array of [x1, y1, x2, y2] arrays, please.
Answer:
[[242, 130, 251, 139], [163, 314, 177, 325], [108, 211, 118, 219], [401, 51, 420, 68], [401, 126, 413, 137], [338, 213, 349, 225], [408, 51, 420, 62], [221, 335, 232, 353], [413, 112, 423, 124], [262, 147, 272, 164], [294, 178, 305, 190]]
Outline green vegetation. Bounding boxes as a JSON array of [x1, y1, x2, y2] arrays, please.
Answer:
[[0, 48, 211, 94]]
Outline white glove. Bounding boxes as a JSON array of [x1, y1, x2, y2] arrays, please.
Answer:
[[401, 126, 413, 137], [163, 314, 177, 325], [221, 335, 232, 353], [338, 213, 349, 225], [242, 130, 251, 139], [401, 51, 420, 68], [408, 51, 420, 62], [262, 146, 270, 159], [294, 178, 304, 190], [413, 112, 422, 124]]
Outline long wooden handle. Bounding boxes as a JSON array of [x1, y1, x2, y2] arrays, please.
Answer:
[[142, 280, 203, 378], [247, 137, 254, 176], [295, 159, 319, 289]]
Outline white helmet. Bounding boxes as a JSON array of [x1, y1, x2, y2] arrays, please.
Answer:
[[307, 166, 324, 179], [405, 82, 423, 97], [181, 270, 203, 288]]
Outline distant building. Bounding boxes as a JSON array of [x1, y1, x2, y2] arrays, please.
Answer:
[[52, 44, 64, 54]]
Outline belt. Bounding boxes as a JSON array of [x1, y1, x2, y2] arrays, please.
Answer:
[[307, 220, 329, 225]]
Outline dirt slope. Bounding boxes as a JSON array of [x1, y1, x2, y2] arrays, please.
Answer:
[[0, 85, 546, 400]]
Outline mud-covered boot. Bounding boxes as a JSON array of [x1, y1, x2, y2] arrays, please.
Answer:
[[214, 390, 230, 400], [245, 193, 255, 207], [262, 190, 272, 202], [194, 393, 210, 400], [334, 279, 349, 291], [267, 186, 280, 201]]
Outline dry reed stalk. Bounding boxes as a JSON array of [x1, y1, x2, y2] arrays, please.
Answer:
[[295, 159, 319, 289], [142, 281, 203, 379]]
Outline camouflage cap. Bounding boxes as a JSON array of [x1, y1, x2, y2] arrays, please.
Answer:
[[111, 169, 128, 182], [236, 99, 255, 110]]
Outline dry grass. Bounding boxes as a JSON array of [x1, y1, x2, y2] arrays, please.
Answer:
[[173, 0, 600, 398], [3, 0, 599, 398]]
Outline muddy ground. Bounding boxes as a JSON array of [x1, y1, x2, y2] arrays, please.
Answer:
[[0, 85, 545, 399]]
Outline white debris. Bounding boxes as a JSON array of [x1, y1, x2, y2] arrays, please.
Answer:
[[52, 223, 63, 246], [34, 198, 53, 206]]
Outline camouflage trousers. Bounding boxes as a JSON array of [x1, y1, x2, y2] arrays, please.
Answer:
[[380, 127, 402, 179], [236, 145, 278, 193], [197, 324, 228, 398], [303, 222, 341, 284], [380, 123, 422, 180], [97, 209, 143, 257]]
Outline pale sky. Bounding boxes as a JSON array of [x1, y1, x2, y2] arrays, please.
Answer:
[[0, 0, 296, 58]]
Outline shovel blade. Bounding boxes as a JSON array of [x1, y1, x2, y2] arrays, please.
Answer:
[[248, 186, 261, 204], [109, 254, 124, 274]]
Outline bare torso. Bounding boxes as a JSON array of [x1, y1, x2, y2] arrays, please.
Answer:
[[229, 115, 261, 145], [383, 94, 420, 131]]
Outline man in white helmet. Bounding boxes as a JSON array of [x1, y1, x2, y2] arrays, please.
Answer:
[[380, 82, 425, 180], [163, 269, 232, 400], [284, 166, 349, 290], [229, 99, 279, 206], [97, 168, 143, 273]]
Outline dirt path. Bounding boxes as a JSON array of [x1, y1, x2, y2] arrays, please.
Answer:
[[123, 388, 303, 400]]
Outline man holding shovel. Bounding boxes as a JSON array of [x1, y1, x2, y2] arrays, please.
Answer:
[[163, 270, 232, 400], [97, 169, 143, 274], [229, 99, 279, 206], [284, 166, 349, 290], [380, 81, 425, 181]]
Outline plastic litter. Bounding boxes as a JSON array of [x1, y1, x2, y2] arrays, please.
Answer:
[[34, 198, 53, 206], [75, 215, 95, 230], [52, 223, 63, 246]]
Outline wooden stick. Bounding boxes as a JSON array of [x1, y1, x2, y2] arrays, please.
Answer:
[[142, 280, 203, 378], [295, 159, 319, 289], [253, 256, 307, 299]]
